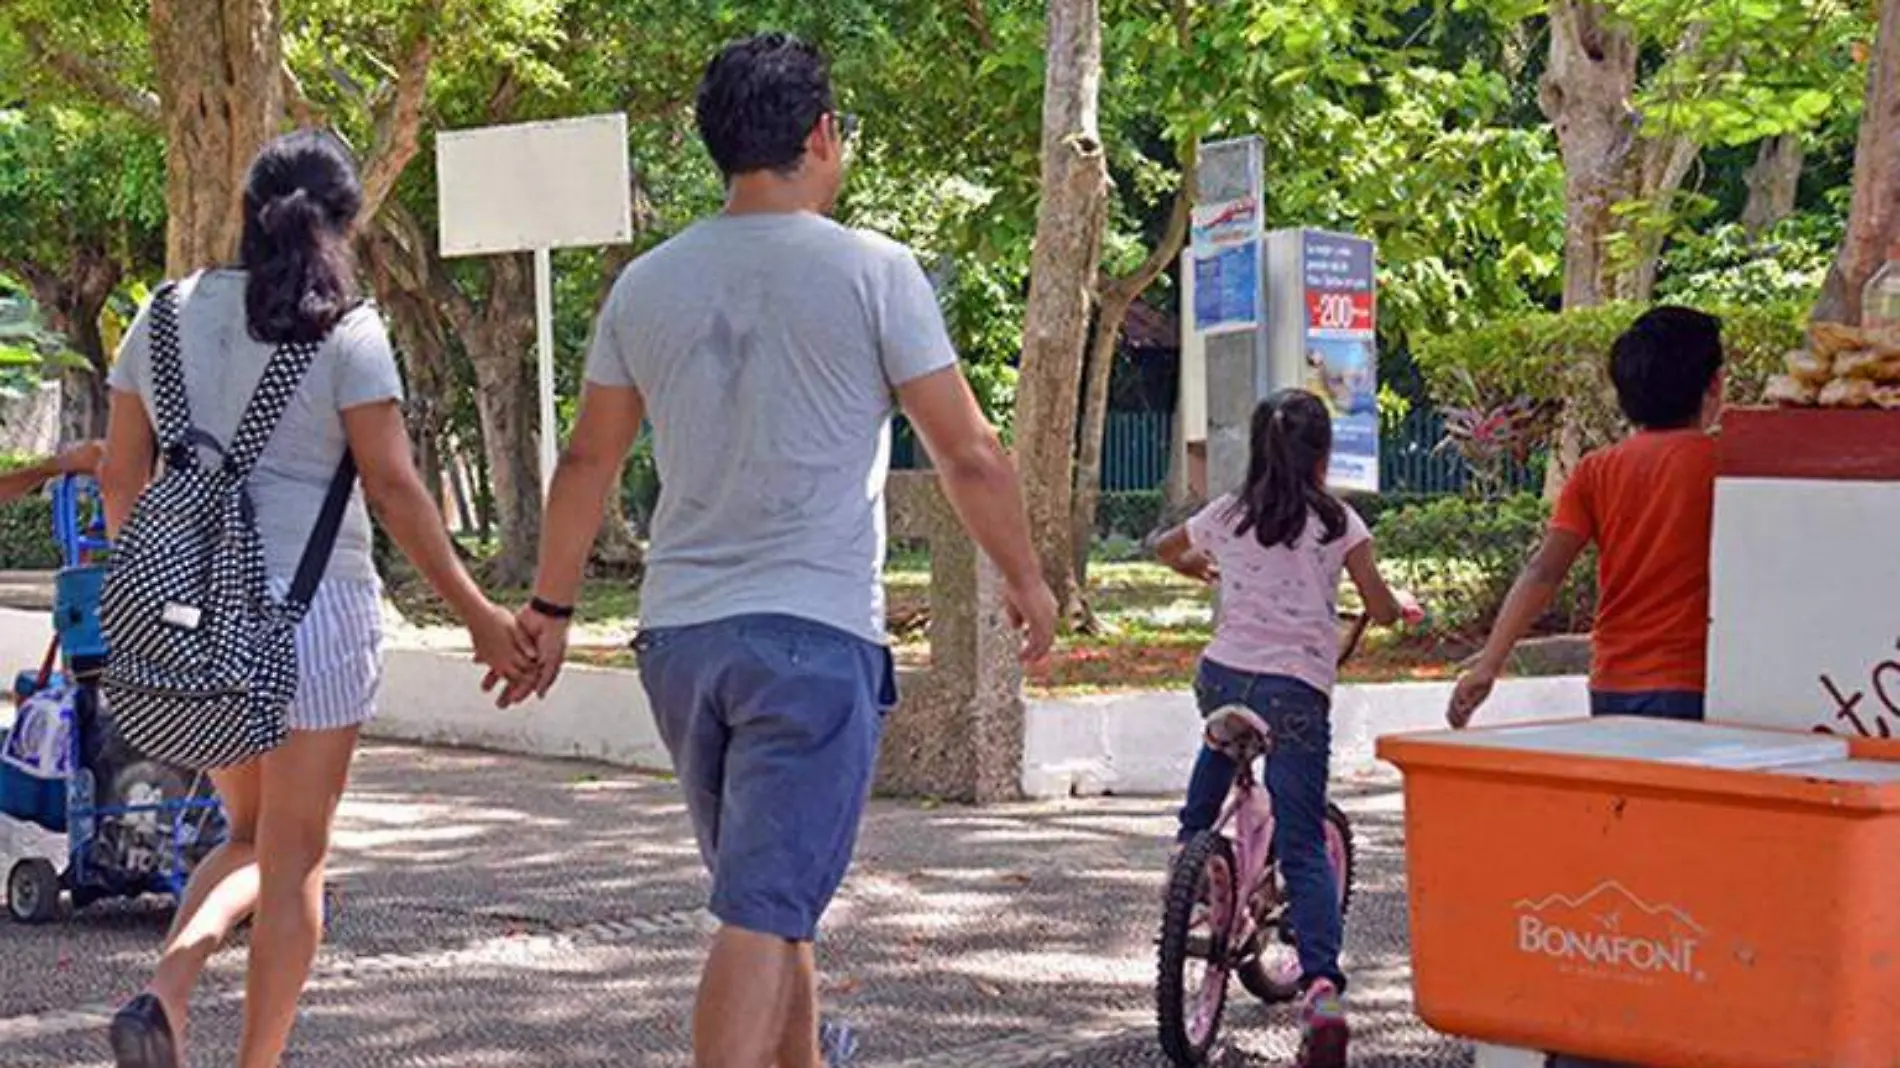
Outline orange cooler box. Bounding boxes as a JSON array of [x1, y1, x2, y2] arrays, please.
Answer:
[[1378, 718, 1900, 1068]]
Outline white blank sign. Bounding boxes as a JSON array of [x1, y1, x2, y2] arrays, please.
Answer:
[[437, 113, 633, 257], [1707, 477, 1900, 736]]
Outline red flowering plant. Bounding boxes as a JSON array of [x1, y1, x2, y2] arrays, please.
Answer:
[[1435, 369, 1560, 499]]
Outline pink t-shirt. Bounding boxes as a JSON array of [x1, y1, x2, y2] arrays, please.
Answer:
[[1186, 494, 1371, 694]]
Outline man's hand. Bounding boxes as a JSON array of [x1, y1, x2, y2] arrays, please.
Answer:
[[489, 605, 572, 707], [1447, 666, 1496, 729], [1005, 578, 1058, 663]]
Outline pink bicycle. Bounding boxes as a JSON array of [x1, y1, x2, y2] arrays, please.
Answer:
[[1155, 616, 1365, 1066]]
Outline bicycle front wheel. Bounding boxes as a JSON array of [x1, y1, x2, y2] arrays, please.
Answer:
[[1157, 831, 1237, 1066]]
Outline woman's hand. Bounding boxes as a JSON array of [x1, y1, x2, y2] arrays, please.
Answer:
[[466, 600, 537, 704]]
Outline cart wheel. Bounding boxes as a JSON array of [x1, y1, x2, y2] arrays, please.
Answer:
[[7, 859, 63, 924]]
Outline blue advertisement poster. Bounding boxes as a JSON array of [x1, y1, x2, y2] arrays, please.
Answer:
[[1301, 232, 1379, 492], [1193, 242, 1259, 335]]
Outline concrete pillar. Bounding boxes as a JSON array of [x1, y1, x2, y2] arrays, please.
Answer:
[[876, 472, 1025, 803], [1191, 137, 1268, 497]]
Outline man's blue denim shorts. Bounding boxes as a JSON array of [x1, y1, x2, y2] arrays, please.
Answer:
[[634, 613, 897, 942]]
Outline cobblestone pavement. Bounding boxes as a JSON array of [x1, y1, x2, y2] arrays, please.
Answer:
[[1, 744, 1470, 1067]]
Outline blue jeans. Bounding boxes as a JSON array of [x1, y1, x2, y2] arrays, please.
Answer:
[[1590, 690, 1704, 721], [635, 614, 897, 942], [1179, 658, 1343, 991]]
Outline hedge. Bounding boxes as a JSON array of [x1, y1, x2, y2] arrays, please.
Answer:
[[0, 452, 59, 569], [1374, 493, 1596, 641], [1414, 301, 1803, 456]]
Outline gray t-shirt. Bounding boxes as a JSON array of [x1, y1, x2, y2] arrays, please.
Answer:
[[109, 270, 404, 583], [586, 212, 959, 643]]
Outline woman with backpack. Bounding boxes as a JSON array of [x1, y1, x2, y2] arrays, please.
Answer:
[[96, 130, 535, 1068]]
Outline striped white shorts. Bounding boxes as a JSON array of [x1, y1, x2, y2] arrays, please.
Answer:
[[269, 577, 386, 733]]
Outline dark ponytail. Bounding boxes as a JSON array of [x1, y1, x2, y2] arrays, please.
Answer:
[[1224, 389, 1347, 550], [239, 129, 364, 345]]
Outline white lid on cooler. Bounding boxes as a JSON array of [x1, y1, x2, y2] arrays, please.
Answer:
[[1766, 759, 1900, 783], [1424, 717, 1849, 770]]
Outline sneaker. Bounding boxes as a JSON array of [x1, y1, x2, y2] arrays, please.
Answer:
[[819, 1015, 860, 1067], [1296, 980, 1349, 1068]]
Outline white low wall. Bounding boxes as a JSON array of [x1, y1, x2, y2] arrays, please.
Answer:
[[1019, 675, 1590, 798], [374, 649, 668, 770], [0, 607, 1589, 797]]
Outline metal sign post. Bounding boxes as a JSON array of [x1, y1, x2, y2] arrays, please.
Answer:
[[436, 113, 633, 492]]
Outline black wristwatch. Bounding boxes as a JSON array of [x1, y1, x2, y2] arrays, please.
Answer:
[[529, 596, 576, 620]]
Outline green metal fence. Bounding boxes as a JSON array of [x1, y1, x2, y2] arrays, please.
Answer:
[[894, 407, 1539, 496]]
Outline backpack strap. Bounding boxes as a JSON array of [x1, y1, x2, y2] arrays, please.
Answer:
[[222, 336, 325, 480], [283, 452, 358, 612], [146, 283, 196, 468]]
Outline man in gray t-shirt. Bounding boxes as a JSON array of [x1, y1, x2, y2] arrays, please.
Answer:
[[507, 33, 1053, 1067]]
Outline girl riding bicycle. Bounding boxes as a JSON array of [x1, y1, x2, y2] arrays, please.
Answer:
[[1154, 388, 1418, 1068]]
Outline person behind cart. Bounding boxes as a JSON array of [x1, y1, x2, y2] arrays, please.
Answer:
[[1448, 305, 1726, 728], [96, 130, 536, 1068], [0, 441, 104, 504], [1152, 388, 1421, 1068]]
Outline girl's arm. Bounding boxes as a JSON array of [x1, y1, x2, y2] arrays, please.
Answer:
[[1344, 540, 1414, 626], [1154, 524, 1217, 584], [100, 392, 157, 537], [342, 399, 535, 687]]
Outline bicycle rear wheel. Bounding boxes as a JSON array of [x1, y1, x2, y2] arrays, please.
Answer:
[[1157, 831, 1236, 1066], [1237, 801, 1356, 1004]]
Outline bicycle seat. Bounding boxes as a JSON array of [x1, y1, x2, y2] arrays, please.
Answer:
[[1203, 704, 1273, 762]]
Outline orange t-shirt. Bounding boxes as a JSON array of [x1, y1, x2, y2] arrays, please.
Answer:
[[1551, 429, 1716, 694]]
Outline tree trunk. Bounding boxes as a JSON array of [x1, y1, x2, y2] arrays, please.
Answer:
[[1742, 134, 1806, 239], [1815, 0, 1900, 326], [592, 487, 644, 579], [1071, 146, 1195, 588], [1614, 130, 1702, 302], [1071, 298, 1129, 586], [19, 252, 120, 439], [1013, 0, 1109, 621], [1539, 0, 1637, 499], [1540, 0, 1638, 312], [150, 0, 285, 275], [459, 257, 541, 587]]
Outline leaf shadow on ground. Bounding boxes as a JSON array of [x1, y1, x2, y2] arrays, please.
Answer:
[[4, 749, 1465, 1067]]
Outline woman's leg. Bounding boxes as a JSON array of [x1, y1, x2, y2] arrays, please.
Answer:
[[235, 726, 359, 1068], [143, 762, 264, 1051]]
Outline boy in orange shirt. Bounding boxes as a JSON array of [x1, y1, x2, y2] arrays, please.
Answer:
[[1450, 306, 1724, 727]]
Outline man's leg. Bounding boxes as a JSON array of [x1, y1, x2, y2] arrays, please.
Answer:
[[774, 941, 821, 1068], [693, 926, 813, 1068], [693, 617, 887, 1068]]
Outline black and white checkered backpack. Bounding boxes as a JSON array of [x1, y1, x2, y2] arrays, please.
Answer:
[[100, 282, 358, 770]]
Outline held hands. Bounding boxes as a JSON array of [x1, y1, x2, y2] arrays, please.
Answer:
[[469, 600, 540, 708], [477, 603, 571, 709]]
